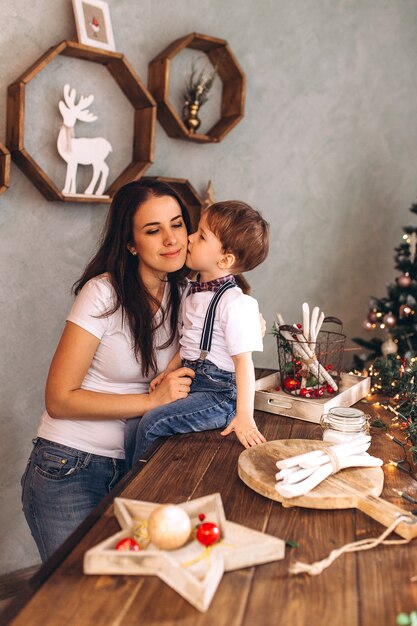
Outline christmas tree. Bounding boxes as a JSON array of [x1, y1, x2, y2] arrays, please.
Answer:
[[353, 202, 417, 369]]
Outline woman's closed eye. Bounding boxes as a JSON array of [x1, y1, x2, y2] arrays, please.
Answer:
[[145, 220, 185, 236]]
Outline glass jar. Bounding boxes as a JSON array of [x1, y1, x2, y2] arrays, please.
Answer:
[[320, 407, 370, 443]]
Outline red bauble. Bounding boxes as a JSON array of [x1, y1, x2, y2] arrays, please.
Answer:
[[399, 304, 412, 319], [283, 377, 300, 392], [198, 513, 206, 522], [196, 522, 221, 547], [396, 273, 412, 288], [367, 310, 379, 323], [383, 312, 397, 328], [314, 388, 325, 398], [326, 385, 335, 394], [116, 537, 141, 552], [299, 388, 309, 397]]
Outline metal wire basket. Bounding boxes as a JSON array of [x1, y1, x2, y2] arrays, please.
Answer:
[[277, 317, 346, 398]]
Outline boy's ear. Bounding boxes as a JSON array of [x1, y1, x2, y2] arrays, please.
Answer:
[[218, 252, 236, 269]]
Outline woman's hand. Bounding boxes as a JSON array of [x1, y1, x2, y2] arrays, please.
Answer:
[[149, 371, 167, 391], [149, 351, 182, 390], [148, 367, 194, 409]]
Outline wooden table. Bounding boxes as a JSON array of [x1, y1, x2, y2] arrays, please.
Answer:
[[3, 371, 417, 626]]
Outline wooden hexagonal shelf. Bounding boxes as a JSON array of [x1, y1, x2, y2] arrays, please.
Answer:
[[0, 142, 11, 195], [142, 175, 204, 232], [7, 40, 156, 203], [148, 33, 245, 144]]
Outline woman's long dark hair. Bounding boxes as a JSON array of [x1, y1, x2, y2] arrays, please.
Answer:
[[73, 179, 191, 376]]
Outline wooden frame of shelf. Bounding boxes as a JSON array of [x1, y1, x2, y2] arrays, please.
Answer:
[[0, 142, 11, 195], [7, 40, 156, 203], [141, 175, 204, 232], [148, 32, 245, 144]]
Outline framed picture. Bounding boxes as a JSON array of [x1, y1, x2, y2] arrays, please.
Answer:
[[72, 0, 116, 51]]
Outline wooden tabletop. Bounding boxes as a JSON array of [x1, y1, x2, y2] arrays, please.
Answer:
[[3, 370, 417, 626]]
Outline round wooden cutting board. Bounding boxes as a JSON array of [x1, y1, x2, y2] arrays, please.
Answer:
[[238, 439, 384, 510]]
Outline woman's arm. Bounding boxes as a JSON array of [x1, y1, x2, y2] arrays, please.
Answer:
[[46, 322, 194, 420], [220, 352, 266, 448]]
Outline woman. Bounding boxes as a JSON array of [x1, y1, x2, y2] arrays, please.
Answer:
[[21, 180, 195, 562]]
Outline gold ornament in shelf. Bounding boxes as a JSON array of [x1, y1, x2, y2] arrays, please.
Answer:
[[83, 493, 285, 612], [182, 57, 218, 133]]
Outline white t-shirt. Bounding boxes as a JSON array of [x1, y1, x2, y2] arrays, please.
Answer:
[[179, 286, 263, 372], [38, 274, 179, 459]]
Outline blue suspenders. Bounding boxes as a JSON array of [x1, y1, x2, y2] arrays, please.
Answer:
[[198, 280, 236, 360]]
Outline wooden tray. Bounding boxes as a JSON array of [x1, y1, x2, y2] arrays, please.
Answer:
[[83, 493, 285, 612], [255, 372, 370, 424], [238, 440, 417, 540]]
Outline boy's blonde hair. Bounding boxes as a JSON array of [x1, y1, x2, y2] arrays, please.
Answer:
[[205, 201, 269, 273]]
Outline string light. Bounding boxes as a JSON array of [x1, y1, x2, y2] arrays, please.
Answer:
[[388, 460, 411, 474], [393, 488, 417, 505], [385, 433, 406, 447]]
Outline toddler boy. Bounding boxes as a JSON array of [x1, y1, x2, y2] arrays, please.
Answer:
[[125, 200, 270, 467]]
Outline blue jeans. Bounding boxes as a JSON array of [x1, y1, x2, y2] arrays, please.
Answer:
[[125, 359, 237, 468], [21, 438, 127, 562]]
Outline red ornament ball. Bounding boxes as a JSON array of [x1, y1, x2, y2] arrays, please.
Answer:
[[283, 377, 300, 392], [116, 537, 141, 552], [196, 522, 221, 547], [326, 385, 335, 394], [383, 312, 397, 328], [299, 388, 309, 397], [198, 513, 206, 522], [396, 273, 412, 288], [399, 304, 412, 319], [367, 310, 379, 323]]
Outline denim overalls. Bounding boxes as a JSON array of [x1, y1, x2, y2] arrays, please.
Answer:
[[125, 281, 237, 467]]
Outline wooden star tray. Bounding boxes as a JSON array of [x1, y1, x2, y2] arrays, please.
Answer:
[[83, 493, 285, 612]]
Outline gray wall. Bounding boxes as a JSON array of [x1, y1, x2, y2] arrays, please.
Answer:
[[1, 0, 417, 574]]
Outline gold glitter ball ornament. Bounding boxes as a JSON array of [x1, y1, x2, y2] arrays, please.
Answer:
[[147, 504, 192, 550]]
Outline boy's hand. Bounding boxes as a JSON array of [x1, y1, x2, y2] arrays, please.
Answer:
[[220, 415, 266, 448]]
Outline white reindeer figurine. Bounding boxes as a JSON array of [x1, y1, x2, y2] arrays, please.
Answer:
[[57, 84, 112, 196]]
